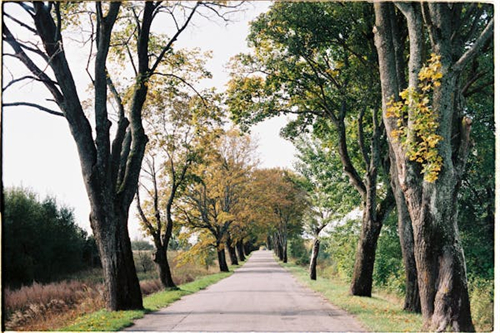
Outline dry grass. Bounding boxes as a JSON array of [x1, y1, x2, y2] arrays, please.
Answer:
[[4, 251, 220, 331], [3, 281, 106, 331]]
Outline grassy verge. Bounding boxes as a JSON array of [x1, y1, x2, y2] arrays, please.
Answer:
[[280, 262, 423, 332], [59, 271, 233, 331]]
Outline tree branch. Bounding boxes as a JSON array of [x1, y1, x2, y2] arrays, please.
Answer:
[[3, 102, 64, 117], [453, 18, 494, 72]]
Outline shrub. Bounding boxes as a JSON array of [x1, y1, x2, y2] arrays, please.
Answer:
[[468, 277, 494, 331]]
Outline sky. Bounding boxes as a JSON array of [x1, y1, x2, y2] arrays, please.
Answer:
[[2, 2, 297, 239]]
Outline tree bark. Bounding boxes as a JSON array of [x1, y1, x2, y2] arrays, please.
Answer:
[[90, 206, 143, 310], [236, 240, 246, 262], [217, 242, 229, 272], [350, 207, 383, 296], [309, 238, 320, 280], [153, 246, 176, 289], [226, 239, 239, 266], [389, 151, 420, 313], [373, 3, 485, 330]]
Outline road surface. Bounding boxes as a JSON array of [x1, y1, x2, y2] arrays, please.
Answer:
[[125, 250, 365, 332]]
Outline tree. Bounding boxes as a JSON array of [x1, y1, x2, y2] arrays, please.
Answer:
[[252, 168, 308, 263], [3, 2, 241, 310], [3, 187, 91, 288], [136, 81, 222, 289], [178, 129, 256, 272], [293, 135, 358, 280], [373, 3, 493, 330], [226, 2, 416, 303]]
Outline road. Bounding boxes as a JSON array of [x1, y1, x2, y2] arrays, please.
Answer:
[[125, 250, 365, 332]]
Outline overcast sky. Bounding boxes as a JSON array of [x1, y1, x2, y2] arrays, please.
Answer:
[[2, 2, 297, 239]]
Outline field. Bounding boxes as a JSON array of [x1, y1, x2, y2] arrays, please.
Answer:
[[3, 251, 220, 331]]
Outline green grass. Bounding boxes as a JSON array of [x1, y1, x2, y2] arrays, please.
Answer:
[[280, 262, 424, 332], [59, 271, 233, 331]]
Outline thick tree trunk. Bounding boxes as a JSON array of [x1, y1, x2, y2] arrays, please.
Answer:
[[236, 240, 246, 262], [389, 148, 420, 313], [91, 208, 143, 310], [350, 208, 383, 296], [153, 247, 176, 289], [217, 244, 229, 272], [373, 3, 480, 330], [226, 239, 239, 266], [309, 238, 320, 280]]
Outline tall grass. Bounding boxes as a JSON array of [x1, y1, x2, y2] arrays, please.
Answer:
[[4, 250, 222, 331]]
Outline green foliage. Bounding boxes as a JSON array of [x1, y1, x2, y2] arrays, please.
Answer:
[[322, 218, 360, 281], [288, 237, 309, 266], [468, 277, 494, 332], [373, 214, 405, 295], [3, 187, 93, 288], [131, 240, 154, 251]]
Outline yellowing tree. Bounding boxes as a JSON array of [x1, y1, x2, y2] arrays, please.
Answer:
[[178, 129, 257, 272]]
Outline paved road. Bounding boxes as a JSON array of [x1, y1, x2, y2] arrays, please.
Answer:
[[126, 250, 365, 332]]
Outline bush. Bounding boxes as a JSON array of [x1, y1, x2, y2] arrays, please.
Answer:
[[3, 187, 94, 288], [323, 218, 359, 281], [468, 277, 494, 331]]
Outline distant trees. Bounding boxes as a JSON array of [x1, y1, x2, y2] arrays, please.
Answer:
[[178, 129, 257, 272], [3, 187, 97, 288], [252, 168, 308, 263]]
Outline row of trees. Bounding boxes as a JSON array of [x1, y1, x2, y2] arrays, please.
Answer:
[[3, 2, 493, 331], [3, 1, 243, 311], [226, 2, 493, 331]]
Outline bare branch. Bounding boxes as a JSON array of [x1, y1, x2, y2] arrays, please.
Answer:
[[150, 2, 201, 74], [453, 18, 494, 72], [4, 12, 37, 33], [3, 75, 57, 91], [3, 102, 64, 117]]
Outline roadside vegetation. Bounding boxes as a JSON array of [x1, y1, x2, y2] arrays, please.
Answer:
[[3, 2, 493, 332], [3, 245, 237, 331]]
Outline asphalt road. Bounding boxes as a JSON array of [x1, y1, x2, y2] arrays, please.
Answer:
[[125, 250, 365, 332]]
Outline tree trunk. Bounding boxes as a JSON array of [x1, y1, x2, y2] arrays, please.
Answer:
[[153, 246, 176, 289], [266, 235, 272, 250], [236, 240, 246, 262], [309, 237, 320, 280], [90, 208, 143, 310], [350, 207, 383, 296], [226, 239, 239, 266], [390, 152, 420, 313], [373, 3, 481, 330], [282, 234, 288, 264], [217, 243, 229, 272]]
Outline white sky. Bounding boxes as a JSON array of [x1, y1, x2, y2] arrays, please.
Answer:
[[2, 2, 297, 239]]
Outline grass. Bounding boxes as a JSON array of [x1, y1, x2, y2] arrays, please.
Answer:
[[60, 267, 238, 331], [4, 251, 243, 331], [280, 262, 424, 332]]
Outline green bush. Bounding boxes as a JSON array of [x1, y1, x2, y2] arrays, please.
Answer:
[[323, 218, 359, 281], [3, 187, 92, 288], [468, 276, 494, 331]]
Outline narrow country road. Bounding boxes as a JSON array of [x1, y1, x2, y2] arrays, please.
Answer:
[[125, 250, 365, 332]]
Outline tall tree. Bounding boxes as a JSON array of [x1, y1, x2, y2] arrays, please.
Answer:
[[226, 2, 413, 301], [293, 135, 358, 280], [252, 168, 308, 263], [3, 2, 240, 310], [373, 3, 493, 330], [178, 129, 256, 272], [136, 79, 223, 289]]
